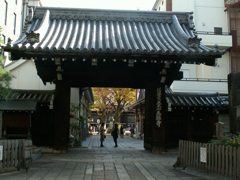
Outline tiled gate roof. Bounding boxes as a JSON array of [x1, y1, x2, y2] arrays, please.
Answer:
[[4, 7, 225, 56]]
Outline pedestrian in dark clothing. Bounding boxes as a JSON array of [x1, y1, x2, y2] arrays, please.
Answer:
[[112, 124, 119, 147], [120, 125, 124, 138], [100, 122, 105, 147], [130, 125, 134, 137]]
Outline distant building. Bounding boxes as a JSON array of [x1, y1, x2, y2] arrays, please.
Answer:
[[152, 0, 232, 94], [225, 0, 240, 72], [0, 0, 43, 65]]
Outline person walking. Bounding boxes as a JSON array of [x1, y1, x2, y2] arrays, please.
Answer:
[[100, 122, 105, 147], [130, 125, 134, 137], [112, 124, 119, 147], [120, 125, 124, 138]]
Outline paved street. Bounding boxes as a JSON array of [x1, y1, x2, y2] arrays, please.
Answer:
[[0, 135, 231, 180]]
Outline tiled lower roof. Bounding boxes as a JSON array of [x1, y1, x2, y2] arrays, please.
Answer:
[[125, 92, 228, 110], [166, 92, 228, 108], [3, 90, 55, 103]]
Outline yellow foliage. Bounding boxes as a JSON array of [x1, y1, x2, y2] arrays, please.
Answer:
[[92, 87, 136, 122]]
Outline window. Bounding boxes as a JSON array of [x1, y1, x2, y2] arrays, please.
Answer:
[[214, 27, 222, 35], [4, 0, 8, 25], [13, 13, 16, 34], [159, 7, 160, 11], [127, 115, 135, 123], [15, 0, 17, 4], [162, 1, 164, 5]]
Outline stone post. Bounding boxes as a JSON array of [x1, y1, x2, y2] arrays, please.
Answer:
[[228, 72, 240, 132]]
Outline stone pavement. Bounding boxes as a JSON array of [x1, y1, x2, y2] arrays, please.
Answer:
[[0, 135, 232, 180]]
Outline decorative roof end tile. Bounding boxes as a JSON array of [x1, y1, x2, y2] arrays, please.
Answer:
[[187, 36, 201, 48], [188, 14, 195, 30], [26, 31, 40, 46]]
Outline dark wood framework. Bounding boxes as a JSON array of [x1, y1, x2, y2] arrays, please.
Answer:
[[6, 45, 221, 153]]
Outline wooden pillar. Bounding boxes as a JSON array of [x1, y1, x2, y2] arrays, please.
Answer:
[[135, 109, 138, 125], [144, 83, 166, 153], [140, 105, 143, 136], [53, 80, 70, 152]]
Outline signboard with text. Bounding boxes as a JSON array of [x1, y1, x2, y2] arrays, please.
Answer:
[[200, 147, 207, 163], [0, 145, 3, 161]]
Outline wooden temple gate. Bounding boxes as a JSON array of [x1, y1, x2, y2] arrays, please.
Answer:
[[4, 7, 225, 153]]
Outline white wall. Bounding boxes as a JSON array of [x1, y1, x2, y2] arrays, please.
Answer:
[[172, 0, 195, 12], [157, 0, 166, 11], [28, 0, 42, 6], [5, 60, 55, 90], [193, 0, 227, 32], [171, 0, 228, 33], [171, 80, 227, 94], [198, 34, 232, 49], [212, 52, 230, 79]]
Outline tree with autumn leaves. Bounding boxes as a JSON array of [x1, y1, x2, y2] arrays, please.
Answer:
[[92, 88, 135, 123]]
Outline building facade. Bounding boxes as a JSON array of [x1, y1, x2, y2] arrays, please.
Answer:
[[0, 0, 43, 65], [152, 0, 232, 94], [1, 0, 22, 66], [225, 0, 240, 72]]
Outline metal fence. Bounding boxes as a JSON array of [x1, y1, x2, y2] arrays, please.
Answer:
[[0, 139, 32, 171], [195, 31, 231, 35], [176, 140, 240, 180]]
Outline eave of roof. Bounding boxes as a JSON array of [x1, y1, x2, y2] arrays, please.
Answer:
[[0, 100, 37, 111], [3, 7, 225, 58], [4, 60, 27, 71]]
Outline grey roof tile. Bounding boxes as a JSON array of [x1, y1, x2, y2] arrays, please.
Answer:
[[4, 7, 225, 56], [166, 92, 227, 108], [125, 90, 228, 110], [4, 90, 54, 103]]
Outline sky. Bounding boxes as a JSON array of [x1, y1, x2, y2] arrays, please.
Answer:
[[40, 0, 156, 11]]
